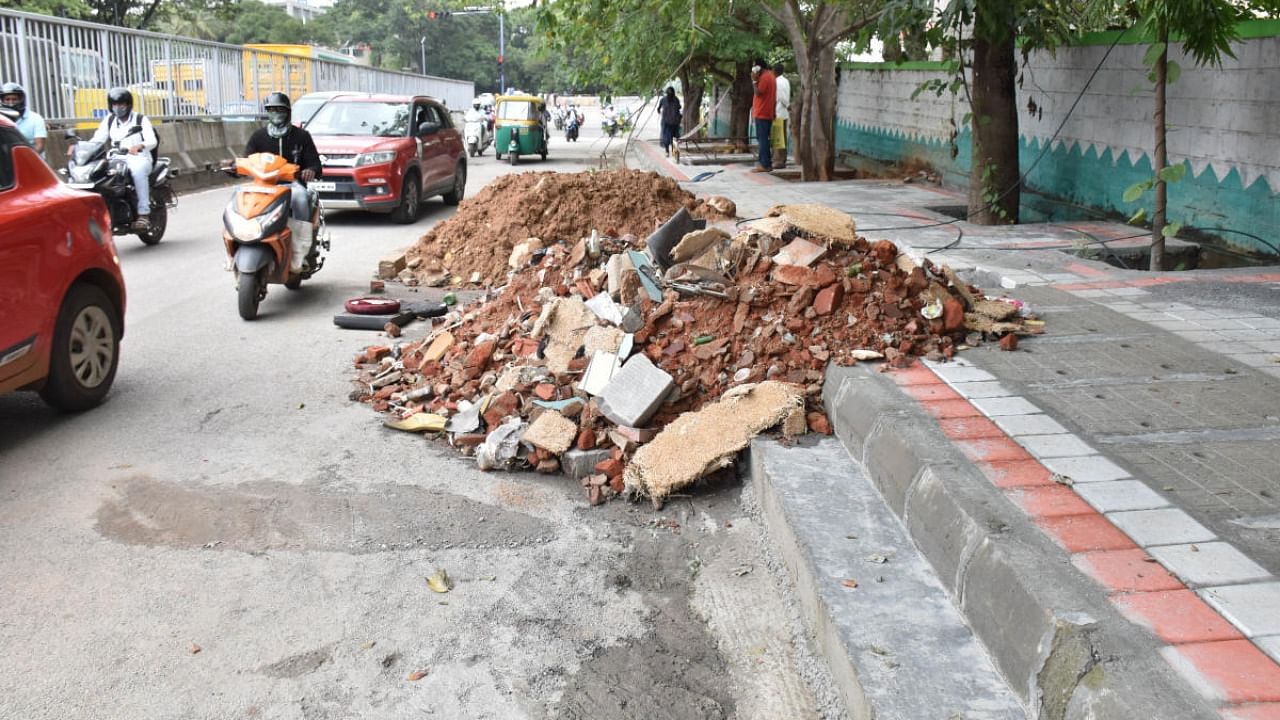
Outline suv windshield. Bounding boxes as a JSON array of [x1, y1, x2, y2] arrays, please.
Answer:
[[307, 101, 410, 137]]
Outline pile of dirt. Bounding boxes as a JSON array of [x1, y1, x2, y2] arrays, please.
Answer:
[[405, 170, 733, 287], [353, 201, 1042, 508]]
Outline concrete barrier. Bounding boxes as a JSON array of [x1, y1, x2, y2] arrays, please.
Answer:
[[46, 116, 261, 194]]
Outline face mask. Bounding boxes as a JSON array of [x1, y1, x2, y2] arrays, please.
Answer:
[[112, 104, 129, 119], [267, 110, 289, 127]]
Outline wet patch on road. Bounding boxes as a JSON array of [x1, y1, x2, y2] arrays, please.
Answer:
[[258, 645, 334, 679], [95, 475, 554, 554]]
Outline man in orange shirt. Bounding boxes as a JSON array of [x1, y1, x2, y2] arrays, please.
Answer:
[[751, 58, 776, 173]]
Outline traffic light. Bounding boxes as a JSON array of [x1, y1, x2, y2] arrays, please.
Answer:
[[427, 10, 451, 19]]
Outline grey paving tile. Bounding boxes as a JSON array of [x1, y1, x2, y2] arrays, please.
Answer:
[[1074, 480, 1170, 512], [1148, 542, 1271, 587], [1200, 582, 1280, 637], [1108, 508, 1217, 547]]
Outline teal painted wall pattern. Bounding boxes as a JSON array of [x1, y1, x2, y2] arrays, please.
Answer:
[[833, 23, 1280, 255]]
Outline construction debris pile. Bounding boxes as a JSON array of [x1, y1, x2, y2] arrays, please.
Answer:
[[353, 179, 1040, 508], [402, 170, 736, 288]]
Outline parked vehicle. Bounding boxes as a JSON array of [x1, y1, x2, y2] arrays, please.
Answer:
[[494, 94, 548, 166], [307, 94, 466, 223], [0, 111, 126, 411], [221, 152, 329, 320], [61, 129, 177, 246]]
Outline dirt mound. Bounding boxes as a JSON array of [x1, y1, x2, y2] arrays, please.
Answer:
[[406, 170, 726, 287]]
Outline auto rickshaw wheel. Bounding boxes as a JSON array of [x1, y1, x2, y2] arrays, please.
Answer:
[[509, 152, 518, 167]]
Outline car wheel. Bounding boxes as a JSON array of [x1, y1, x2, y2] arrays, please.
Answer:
[[391, 173, 421, 224], [39, 284, 120, 412], [443, 163, 466, 206], [238, 269, 265, 320], [139, 199, 167, 245]]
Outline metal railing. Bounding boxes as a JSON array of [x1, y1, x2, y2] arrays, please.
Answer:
[[0, 8, 474, 124]]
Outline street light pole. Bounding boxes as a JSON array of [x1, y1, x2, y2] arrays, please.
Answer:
[[420, 36, 427, 74], [499, 12, 505, 93]]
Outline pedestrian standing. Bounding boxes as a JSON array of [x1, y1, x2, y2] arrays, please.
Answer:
[[750, 58, 776, 173], [658, 86, 682, 157], [771, 62, 791, 169], [1, 82, 47, 157]]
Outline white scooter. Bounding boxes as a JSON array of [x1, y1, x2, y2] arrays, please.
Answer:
[[464, 117, 491, 157]]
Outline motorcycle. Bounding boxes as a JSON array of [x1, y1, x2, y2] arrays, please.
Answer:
[[565, 113, 580, 142], [553, 107, 565, 130], [602, 117, 619, 138], [221, 153, 329, 321], [62, 134, 177, 246], [464, 117, 491, 157]]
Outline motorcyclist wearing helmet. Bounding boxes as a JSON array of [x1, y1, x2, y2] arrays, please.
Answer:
[[1, 82, 46, 156], [464, 100, 486, 124], [88, 87, 157, 231], [245, 92, 322, 225]]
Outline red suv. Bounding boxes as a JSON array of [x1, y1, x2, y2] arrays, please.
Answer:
[[307, 94, 467, 223], [0, 112, 126, 410]]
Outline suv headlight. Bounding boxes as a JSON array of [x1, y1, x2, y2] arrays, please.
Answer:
[[355, 150, 397, 167]]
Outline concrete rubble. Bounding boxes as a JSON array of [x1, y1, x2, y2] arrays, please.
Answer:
[[352, 177, 1043, 507]]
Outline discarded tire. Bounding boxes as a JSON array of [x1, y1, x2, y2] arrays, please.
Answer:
[[345, 297, 402, 315]]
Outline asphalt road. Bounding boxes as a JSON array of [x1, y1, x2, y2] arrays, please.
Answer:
[[0, 113, 841, 719]]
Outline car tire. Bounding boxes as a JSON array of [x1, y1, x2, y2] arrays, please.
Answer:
[[443, 163, 466, 206], [391, 173, 420, 224], [39, 283, 120, 412]]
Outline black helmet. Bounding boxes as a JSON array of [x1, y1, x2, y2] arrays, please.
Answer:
[[264, 92, 291, 112], [1, 82, 25, 115], [107, 87, 133, 118]]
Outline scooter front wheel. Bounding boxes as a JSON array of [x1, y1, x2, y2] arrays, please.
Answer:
[[238, 269, 265, 320]]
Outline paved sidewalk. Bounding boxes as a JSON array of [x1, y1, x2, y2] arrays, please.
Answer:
[[632, 138, 1280, 718]]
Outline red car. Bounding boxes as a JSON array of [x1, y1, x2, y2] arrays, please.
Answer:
[[307, 93, 467, 223], [0, 112, 126, 411]]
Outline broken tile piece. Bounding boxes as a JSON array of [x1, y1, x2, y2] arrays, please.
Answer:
[[598, 354, 675, 428]]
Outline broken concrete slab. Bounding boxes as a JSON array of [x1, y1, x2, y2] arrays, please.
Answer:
[[625, 381, 803, 507], [598, 355, 674, 428], [521, 411, 577, 455], [773, 238, 826, 267], [579, 351, 622, 396], [562, 448, 613, 480], [671, 228, 730, 265], [530, 297, 599, 374], [645, 206, 707, 269], [583, 325, 624, 356], [766, 204, 857, 246], [423, 332, 456, 362], [508, 237, 544, 270]]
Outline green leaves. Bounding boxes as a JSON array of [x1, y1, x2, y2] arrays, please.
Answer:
[[1142, 41, 1167, 66], [1158, 163, 1187, 183], [1128, 207, 1148, 225], [1123, 180, 1152, 203], [1162, 221, 1183, 238]]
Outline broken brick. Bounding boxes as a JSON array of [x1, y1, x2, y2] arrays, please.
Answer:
[[813, 284, 844, 316], [999, 333, 1019, 351], [483, 391, 519, 428], [807, 411, 832, 435]]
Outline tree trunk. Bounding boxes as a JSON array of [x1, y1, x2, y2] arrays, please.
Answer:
[[729, 61, 753, 152], [679, 67, 704, 137], [1150, 21, 1169, 270], [968, 8, 1019, 225]]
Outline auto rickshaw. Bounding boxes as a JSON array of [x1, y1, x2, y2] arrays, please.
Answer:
[[494, 94, 549, 166]]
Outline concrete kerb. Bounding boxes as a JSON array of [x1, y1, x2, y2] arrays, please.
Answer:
[[823, 363, 1218, 718]]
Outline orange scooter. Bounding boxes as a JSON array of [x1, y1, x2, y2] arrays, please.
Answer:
[[221, 153, 328, 320]]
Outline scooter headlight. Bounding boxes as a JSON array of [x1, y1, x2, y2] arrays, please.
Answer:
[[69, 160, 103, 183]]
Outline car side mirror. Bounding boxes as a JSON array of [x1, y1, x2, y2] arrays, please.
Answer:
[[419, 122, 440, 136]]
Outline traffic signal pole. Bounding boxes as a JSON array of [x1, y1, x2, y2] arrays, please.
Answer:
[[450, 6, 504, 93]]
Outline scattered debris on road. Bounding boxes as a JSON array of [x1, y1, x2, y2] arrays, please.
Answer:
[[352, 172, 1042, 507]]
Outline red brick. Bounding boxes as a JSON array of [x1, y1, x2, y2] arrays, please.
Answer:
[[806, 412, 832, 435], [1165, 640, 1280, 704], [999, 333, 1019, 351], [576, 429, 596, 451], [1112, 590, 1244, 644], [465, 340, 497, 369], [957, 437, 1034, 463], [938, 416, 1005, 440], [453, 433, 487, 447], [534, 383, 557, 401], [511, 337, 540, 357], [595, 458, 623, 479], [772, 264, 814, 286], [483, 391, 519, 428], [587, 484, 606, 506], [1041, 514, 1138, 553], [811, 264, 837, 287], [813, 284, 844, 316], [536, 459, 560, 474], [942, 297, 965, 332], [1005, 485, 1094, 519], [609, 474, 625, 493], [979, 459, 1054, 488], [920, 398, 982, 419], [902, 383, 962, 402], [1072, 549, 1185, 593]]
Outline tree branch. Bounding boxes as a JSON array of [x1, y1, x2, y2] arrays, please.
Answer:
[[818, 9, 884, 49]]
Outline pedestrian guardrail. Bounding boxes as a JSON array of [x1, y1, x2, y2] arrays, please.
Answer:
[[0, 8, 474, 124]]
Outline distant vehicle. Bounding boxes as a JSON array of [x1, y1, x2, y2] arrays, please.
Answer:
[[242, 44, 355, 101], [292, 91, 362, 128], [307, 94, 467, 223], [0, 111, 126, 411]]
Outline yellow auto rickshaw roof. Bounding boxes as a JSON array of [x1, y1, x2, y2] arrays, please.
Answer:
[[497, 94, 543, 105]]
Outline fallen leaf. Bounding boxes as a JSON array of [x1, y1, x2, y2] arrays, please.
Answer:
[[841, 578, 858, 589], [1051, 473, 1074, 486], [407, 669, 429, 681], [1190, 544, 1199, 552], [870, 644, 890, 656], [360, 641, 377, 650], [189, 643, 202, 655], [426, 569, 452, 593], [731, 565, 753, 577], [866, 554, 889, 564]]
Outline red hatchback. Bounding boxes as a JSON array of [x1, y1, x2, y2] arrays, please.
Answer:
[[0, 112, 126, 411]]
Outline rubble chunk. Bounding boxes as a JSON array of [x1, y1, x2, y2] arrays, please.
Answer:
[[521, 411, 577, 455], [598, 355, 675, 428], [562, 449, 612, 479]]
